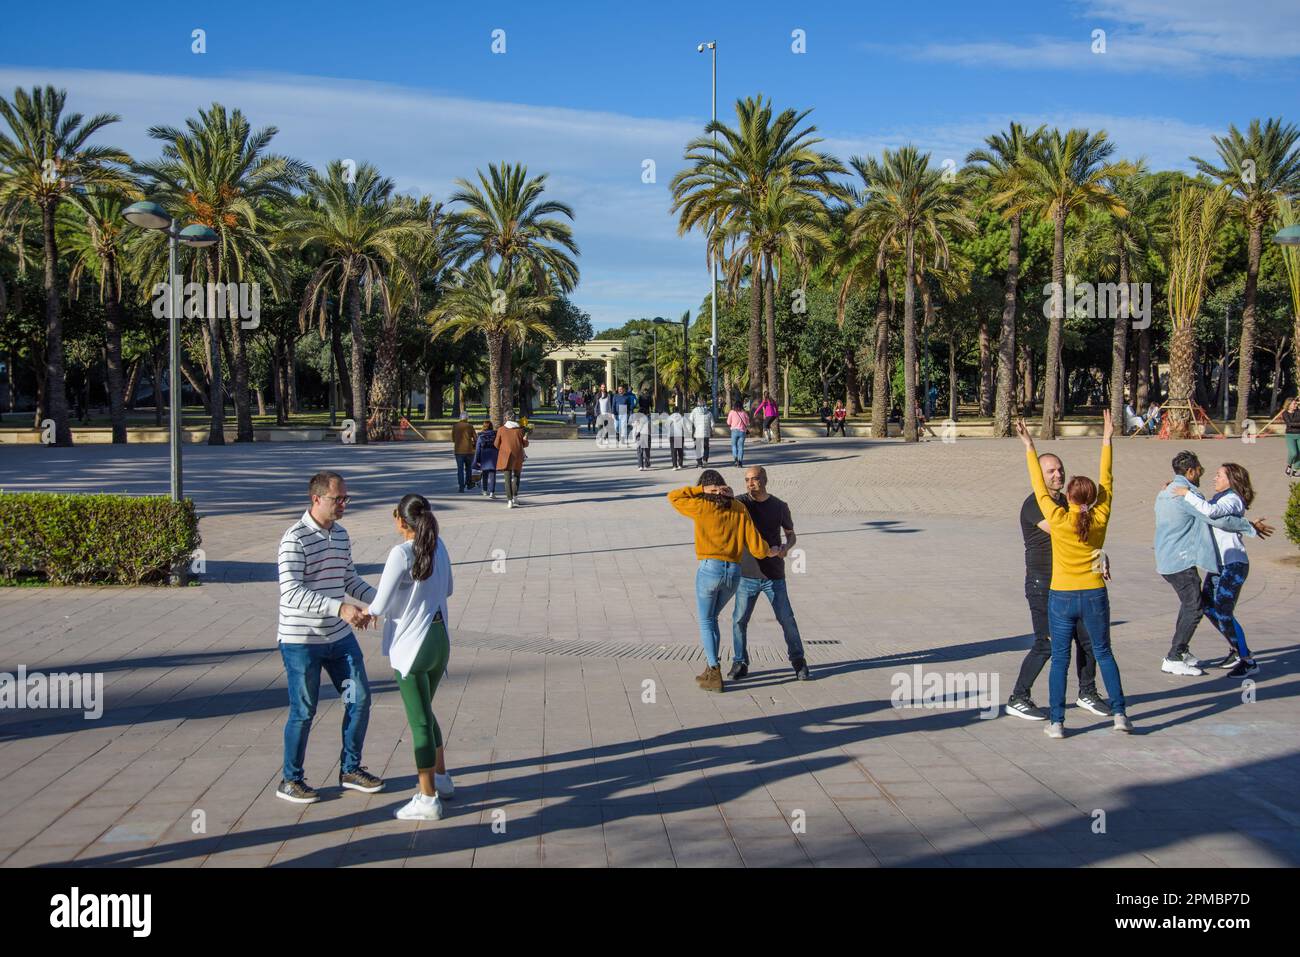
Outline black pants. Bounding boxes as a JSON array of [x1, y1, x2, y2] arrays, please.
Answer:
[[638, 446, 651, 468], [1012, 577, 1098, 698], [671, 446, 684, 467], [830, 419, 846, 436], [1162, 567, 1205, 660]]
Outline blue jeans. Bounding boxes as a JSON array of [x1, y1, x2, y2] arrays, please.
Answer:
[[480, 468, 497, 495], [455, 453, 474, 490], [1047, 588, 1125, 724], [695, 559, 740, 666], [730, 429, 746, 463], [280, 632, 371, 782], [732, 577, 805, 664]]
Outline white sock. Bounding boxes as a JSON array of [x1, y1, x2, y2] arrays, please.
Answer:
[[417, 791, 437, 804]]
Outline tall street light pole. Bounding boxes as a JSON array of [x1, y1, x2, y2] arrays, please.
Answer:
[[121, 201, 217, 503], [698, 40, 718, 417]]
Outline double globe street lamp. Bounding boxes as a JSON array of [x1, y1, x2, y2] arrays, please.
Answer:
[[121, 201, 217, 502]]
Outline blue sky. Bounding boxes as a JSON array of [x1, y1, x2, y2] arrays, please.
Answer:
[[3, 0, 1298, 330]]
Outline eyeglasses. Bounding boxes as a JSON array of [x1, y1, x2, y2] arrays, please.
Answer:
[[321, 494, 351, 504]]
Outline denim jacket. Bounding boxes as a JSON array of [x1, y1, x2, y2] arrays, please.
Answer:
[[1153, 475, 1256, 575]]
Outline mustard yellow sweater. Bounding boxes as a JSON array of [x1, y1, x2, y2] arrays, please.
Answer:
[[668, 487, 771, 563], [1026, 444, 1113, 590]]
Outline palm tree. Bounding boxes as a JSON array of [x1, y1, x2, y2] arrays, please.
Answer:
[[671, 96, 844, 405], [852, 146, 973, 442], [1165, 182, 1231, 437], [1192, 118, 1300, 426], [282, 160, 425, 444], [719, 172, 834, 440], [1018, 128, 1131, 437], [0, 86, 131, 445], [1072, 163, 1164, 426], [136, 103, 306, 443], [967, 122, 1041, 435], [428, 261, 555, 427], [1277, 197, 1300, 392], [57, 187, 141, 443]]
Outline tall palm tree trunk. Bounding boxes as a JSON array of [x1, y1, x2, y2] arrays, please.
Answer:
[[369, 312, 400, 440], [330, 316, 353, 419], [1168, 318, 1196, 437], [205, 250, 226, 445], [41, 201, 72, 446], [993, 211, 1020, 435], [747, 253, 762, 404], [1136, 327, 1152, 408], [1108, 245, 1130, 427], [763, 253, 780, 442], [486, 329, 507, 427], [978, 319, 992, 416], [347, 274, 368, 444], [1233, 222, 1262, 426], [902, 229, 918, 443], [871, 266, 891, 437], [229, 311, 254, 441], [1041, 209, 1066, 438], [844, 347, 858, 415], [104, 263, 127, 444]]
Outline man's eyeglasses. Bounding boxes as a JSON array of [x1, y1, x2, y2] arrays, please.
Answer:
[[321, 494, 351, 504]]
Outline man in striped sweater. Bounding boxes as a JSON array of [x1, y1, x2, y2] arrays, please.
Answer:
[[275, 470, 385, 803]]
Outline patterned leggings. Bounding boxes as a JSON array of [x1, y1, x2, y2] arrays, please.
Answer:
[[1201, 561, 1251, 660]]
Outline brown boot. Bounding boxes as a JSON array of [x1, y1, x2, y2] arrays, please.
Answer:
[[699, 665, 724, 693], [695, 665, 712, 684]]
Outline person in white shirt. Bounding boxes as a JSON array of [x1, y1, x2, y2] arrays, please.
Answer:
[[689, 397, 714, 468], [367, 494, 456, 820], [1168, 463, 1259, 678]]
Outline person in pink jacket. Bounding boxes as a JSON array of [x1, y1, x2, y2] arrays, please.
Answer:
[[757, 391, 779, 442], [726, 400, 750, 467]]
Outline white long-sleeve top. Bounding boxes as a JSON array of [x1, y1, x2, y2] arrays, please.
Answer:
[[367, 538, 453, 678], [1183, 490, 1249, 567]]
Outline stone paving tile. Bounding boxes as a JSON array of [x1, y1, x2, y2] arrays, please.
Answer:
[[2, 437, 1298, 867]]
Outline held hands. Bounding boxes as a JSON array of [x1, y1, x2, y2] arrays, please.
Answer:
[[340, 603, 375, 631]]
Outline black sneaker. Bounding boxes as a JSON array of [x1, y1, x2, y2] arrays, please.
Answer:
[[1213, 651, 1242, 670], [276, 779, 320, 803], [727, 661, 749, 680], [1005, 695, 1048, 721], [1075, 692, 1111, 716], [792, 658, 811, 680], [339, 767, 385, 793], [1227, 659, 1259, 678]]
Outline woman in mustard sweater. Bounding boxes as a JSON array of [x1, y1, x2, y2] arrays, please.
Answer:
[[669, 470, 775, 692], [1016, 411, 1132, 737]]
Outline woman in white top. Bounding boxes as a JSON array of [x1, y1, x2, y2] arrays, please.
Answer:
[[367, 494, 455, 820], [1169, 463, 1258, 678]]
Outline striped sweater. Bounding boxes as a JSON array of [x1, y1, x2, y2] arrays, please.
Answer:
[[277, 511, 377, 644]]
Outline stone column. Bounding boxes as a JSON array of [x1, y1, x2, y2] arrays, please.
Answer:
[[605, 359, 614, 390], [555, 358, 566, 401]]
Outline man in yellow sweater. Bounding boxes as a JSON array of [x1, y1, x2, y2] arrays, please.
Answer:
[[669, 471, 775, 692]]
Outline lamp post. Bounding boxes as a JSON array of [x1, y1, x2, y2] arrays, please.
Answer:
[[121, 201, 217, 503], [697, 40, 719, 419]]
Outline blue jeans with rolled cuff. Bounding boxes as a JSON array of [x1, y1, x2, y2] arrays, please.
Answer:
[[695, 559, 740, 667], [1047, 587, 1126, 725]]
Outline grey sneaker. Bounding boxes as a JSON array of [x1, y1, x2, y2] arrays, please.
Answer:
[[1075, 692, 1111, 716], [276, 779, 320, 804], [339, 767, 385, 793], [1043, 722, 1065, 739], [1112, 714, 1134, 733]]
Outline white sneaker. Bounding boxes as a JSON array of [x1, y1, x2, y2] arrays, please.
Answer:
[[396, 792, 444, 821], [508, 499, 516, 508], [1112, 714, 1134, 733], [434, 772, 455, 798], [489, 492, 497, 500], [1161, 657, 1205, 676], [1043, 722, 1065, 739], [1180, 651, 1201, 669]]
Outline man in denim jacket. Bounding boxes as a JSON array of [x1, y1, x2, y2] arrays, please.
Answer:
[[1154, 451, 1272, 676]]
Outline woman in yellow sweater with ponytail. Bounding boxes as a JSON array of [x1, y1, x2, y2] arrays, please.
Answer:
[[669, 470, 774, 693], [1016, 411, 1132, 738]]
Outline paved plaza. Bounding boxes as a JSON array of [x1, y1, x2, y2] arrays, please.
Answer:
[[1, 431, 1298, 867]]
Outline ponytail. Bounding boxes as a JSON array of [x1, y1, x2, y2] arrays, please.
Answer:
[[396, 493, 440, 581], [1066, 476, 1098, 545]]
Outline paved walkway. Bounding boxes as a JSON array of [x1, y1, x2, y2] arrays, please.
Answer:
[[1, 432, 1298, 867]]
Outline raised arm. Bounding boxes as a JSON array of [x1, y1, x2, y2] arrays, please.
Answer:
[[668, 486, 706, 518], [1093, 410, 1115, 523], [1016, 418, 1065, 524]]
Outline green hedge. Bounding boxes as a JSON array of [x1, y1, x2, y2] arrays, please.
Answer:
[[0, 492, 200, 585], [1287, 482, 1300, 552]]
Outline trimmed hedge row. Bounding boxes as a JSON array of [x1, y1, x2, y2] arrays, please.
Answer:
[[0, 492, 200, 585]]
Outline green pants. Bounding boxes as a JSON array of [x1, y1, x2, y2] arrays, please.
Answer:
[[1287, 434, 1300, 468], [395, 618, 450, 769]]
